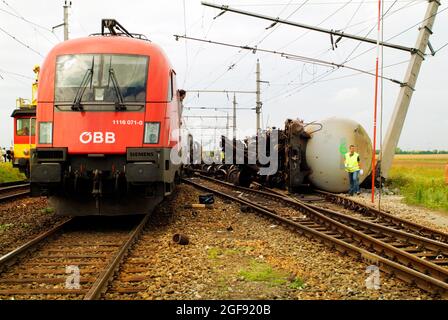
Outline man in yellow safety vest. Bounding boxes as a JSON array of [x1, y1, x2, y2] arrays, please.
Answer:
[[344, 145, 363, 196]]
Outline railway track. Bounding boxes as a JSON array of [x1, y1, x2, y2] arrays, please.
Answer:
[[0, 214, 149, 300], [259, 186, 448, 245], [0, 181, 30, 202], [312, 190, 448, 244], [183, 174, 448, 298]]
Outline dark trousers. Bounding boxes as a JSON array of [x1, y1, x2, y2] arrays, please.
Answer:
[[348, 170, 360, 195]]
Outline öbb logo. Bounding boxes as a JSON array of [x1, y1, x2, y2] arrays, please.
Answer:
[[79, 132, 116, 144]]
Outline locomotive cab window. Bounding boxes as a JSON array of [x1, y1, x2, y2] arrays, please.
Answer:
[[16, 118, 36, 136], [55, 54, 149, 111]]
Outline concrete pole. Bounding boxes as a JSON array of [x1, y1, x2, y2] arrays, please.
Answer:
[[63, 1, 71, 41], [380, 0, 440, 178], [233, 93, 237, 140], [256, 59, 261, 134]]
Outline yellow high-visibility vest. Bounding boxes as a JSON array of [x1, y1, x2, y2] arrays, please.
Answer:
[[344, 152, 360, 173]]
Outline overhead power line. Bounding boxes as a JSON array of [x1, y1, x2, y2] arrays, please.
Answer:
[[261, 0, 429, 103], [201, 1, 415, 53], [0, 25, 44, 57], [184, 106, 255, 110], [0, 8, 52, 32], [174, 34, 404, 85], [0, 1, 59, 44], [189, 0, 310, 90], [0, 68, 34, 80], [341, 5, 448, 64], [227, 1, 425, 6], [433, 41, 448, 54]]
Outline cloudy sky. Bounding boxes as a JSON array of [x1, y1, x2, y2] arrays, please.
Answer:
[[0, 0, 447, 150]]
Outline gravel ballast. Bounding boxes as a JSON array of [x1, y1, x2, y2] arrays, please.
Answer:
[[0, 197, 65, 256], [352, 191, 448, 233], [106, 184, 436, 300]]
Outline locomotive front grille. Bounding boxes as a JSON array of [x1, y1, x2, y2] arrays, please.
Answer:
[[34, 148, 67, 162]]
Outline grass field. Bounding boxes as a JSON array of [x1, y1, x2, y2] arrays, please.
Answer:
[[0, 162, 26, 184], [387, 154, 448, 212]]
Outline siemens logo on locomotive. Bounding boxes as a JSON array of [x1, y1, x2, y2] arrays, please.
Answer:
[[129, 152, 155, 157], [79, 132, 116, 144]]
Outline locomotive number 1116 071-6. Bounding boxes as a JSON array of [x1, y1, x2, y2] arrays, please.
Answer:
[[112, 120, 144, 126]]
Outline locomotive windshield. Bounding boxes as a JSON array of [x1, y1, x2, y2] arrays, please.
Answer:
[[55, 54, 148, 105]]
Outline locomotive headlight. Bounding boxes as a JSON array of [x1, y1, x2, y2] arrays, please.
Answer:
[[23, 149, 30, 156], [144, 122, 160, 144], [39, 122, 53, 144]]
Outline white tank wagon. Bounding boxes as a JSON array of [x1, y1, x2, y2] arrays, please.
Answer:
[[305, 118, 372, 193]]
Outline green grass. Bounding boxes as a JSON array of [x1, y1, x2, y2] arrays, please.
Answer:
[[207, 246, 253, 259], [387, 165, 448, 212], [41, 207, 55, 214], [0, 223, 14, 232], [238, 260, 289, 286], [0, 162, 26, 184], [289, 277, 305, 289]]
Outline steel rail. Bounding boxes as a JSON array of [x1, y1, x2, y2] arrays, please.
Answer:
[[83, 213, 150, 300], [315, 189, 448, 243], [194, 175, 448, 283], [195, 172, 448, 245], [183, 176, 448, 297], [0, 180, 28, 188], [0, 183, 30, 202], [190, 175, 448, 281], [305, 202, 448, 255], [0, 219, 72, 272], [0, 214, 149, 299]]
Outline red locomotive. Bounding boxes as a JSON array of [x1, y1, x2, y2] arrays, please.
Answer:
[[31, 20, 183, 215]]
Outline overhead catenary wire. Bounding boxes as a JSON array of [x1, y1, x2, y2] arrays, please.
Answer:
[[0, 25, 44, 57], [183, 9, 216, 88], [231, 0, 352, 91], [433, 41, 448, 54], [343, 5, 448, 64], [262, 0, 437, 103], [0, 8, 52, 32], [277, 0, 355, 51], [264, 0, 411, 89], [175, 35, 405, 86], [226, 1, 424, 6], [192, 0, 360, 94], [0, 68, 34, 80], [267, 59, 408, 85], [202, 2, 415, 53], [0, 1, 59, 44], [190, 0, 309, 90], [239, 0, 411, 104], [344, 0, 365, 31]]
